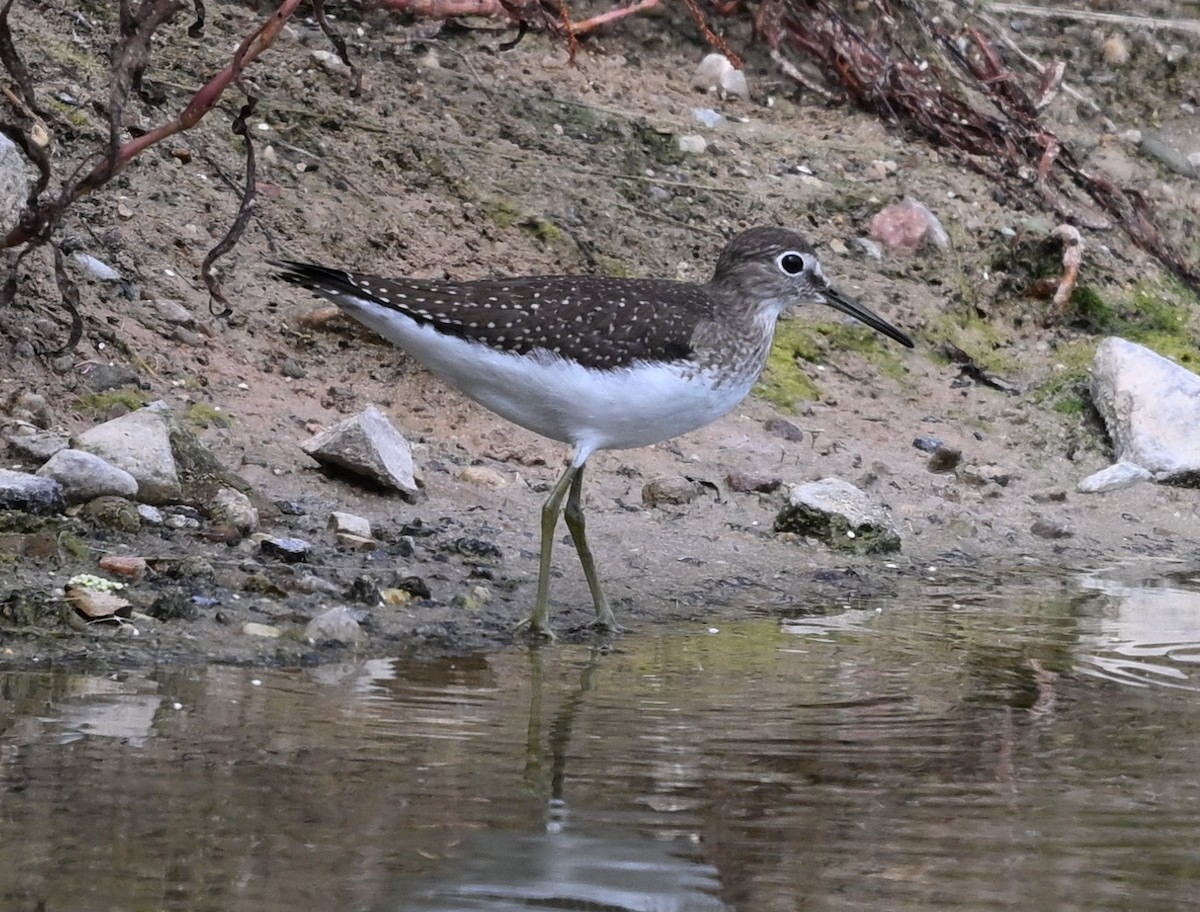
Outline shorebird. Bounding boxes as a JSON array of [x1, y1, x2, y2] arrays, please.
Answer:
[[276, 227, 913, 636]]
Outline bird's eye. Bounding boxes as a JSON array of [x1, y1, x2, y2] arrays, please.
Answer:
[[777, 251, 809, 275]]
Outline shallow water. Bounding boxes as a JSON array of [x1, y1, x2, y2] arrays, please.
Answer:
[[3, 572, 1200, 912]]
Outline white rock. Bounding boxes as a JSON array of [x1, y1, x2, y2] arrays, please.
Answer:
[[678, 134, 708, 154], [692, 53, 750, 101], [1090, 337, 1200, 483], [1077, 461, 1154, 494], [328, 510, 372, 538], [36, 448, 139, 503]]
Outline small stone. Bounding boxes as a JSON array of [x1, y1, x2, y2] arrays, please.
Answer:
[[460, 465, 507, 487], [455, 584, 492, 612], [302, 404, 419, 498], [642, 475, 699, 507], [927, 447, 962, 473], [869, 196, 949, 250], [959, 463, 1012, 487], [81, 496, 142, 533], [280, 359, 307, 379], [725, 471, 782, 494], [912, 435, 944, 452], [305, 606, 367, 645], [151, 298, 193, 325], [84, 364, 140, 392], [774, 477, 901, 554], [241, 622, 282, 638], [260, 536, 312, 563], [1031, 518, 1073, 540], [116, 201, 133, 220], [137, 504, 164, 524], [764, 417, 804, 442], [328, 511, 372, 538], [66, 585, 132, 621], [1101, 35, 1129, 66], [311, 49, 350, 75], [209, 487, 258, 536], [692, 53, 750, 100], [336, 532, 378, 552], [678, 134, 707, 154], [1030, 489, 1068, 503], [98, 555, 147, 579]]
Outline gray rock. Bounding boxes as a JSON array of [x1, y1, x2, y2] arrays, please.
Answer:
[[0, 133, 28, 237], [150, 298, 193, 325], [36, 448, 139, 503], [1091, 337, 1200, 483], [137, 504, 164, 525], [305, 606, 367, 646], [1077, 461, 1154, 494], [209, 486, 259, 535], [84, 364, 140, 393], [775, 477, 901, 554], [74, 404, 182, 504], [260, 536, 312, 563], [1139, 133, 1197, 178], [6, 430, 70, 461], [0, 468, 65, 514], [302, 405, 418, 497]]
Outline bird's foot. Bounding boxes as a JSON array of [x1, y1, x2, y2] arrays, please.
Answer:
[[587, 606, 625, 635], [513, 615, 557, 642]]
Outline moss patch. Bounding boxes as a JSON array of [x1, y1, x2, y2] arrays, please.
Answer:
[[74, 389, 150, 417]]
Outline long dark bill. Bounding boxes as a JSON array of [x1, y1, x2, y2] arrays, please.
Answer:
[[821, 285, 914, 349]]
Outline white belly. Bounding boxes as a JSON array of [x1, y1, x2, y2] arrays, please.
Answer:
[[339, 297, 755, 461]]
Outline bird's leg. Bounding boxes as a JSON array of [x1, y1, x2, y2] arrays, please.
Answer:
[[515, 461, 579, 639], [563, 465, 620, 631]]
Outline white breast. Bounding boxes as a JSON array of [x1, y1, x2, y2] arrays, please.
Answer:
[[337, 296, 757, 463]]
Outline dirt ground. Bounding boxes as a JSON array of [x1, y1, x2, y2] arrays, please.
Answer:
[[2, 1, 1199, 665]]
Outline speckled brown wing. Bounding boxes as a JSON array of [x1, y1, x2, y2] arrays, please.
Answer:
[[275, 263, 721, 371]]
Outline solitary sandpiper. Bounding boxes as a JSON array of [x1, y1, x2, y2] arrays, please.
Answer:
[[276, 227, 914, 637]]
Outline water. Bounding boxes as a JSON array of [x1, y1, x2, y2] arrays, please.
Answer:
[[2, 572, 1200, 911]]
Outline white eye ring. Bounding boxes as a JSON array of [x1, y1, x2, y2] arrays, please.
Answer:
[[776, 250, 812, 276]]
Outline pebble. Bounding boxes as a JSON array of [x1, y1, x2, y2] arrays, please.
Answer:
[[927, 447, 962, 473], [1030, 518, 1073, 540], [642, 475, 700, 507], [241, 622, 282, 638], [328, 511, 372, 538], [912, 436, 945, 452], [98, 555, 148, 579], [678, 134, 707, 155], [764, 417, 804, 442], [460, 465, 508, 487], [725, 472, 782, 494], [305, 606, 366, 646], [260, 536, 312, 563]]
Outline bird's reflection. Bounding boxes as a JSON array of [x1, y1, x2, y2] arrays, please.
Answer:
[[374, 646, 729, 912]]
